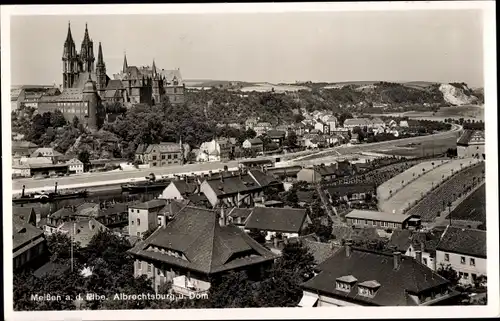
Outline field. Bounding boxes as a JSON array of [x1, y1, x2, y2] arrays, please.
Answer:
[[446, 184, 486, 223], [239, 83, 310, 93], [375, 136, 457, 158], [368, 105, 484, 122]]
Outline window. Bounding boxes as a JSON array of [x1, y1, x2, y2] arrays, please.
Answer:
[[157, 269, 161, 275], [423, 258, 428, 265], [461, 256, 466, 264], [137, 232, 140, 236], [153, 156, 157, 161], [444, 253, 450, 261], [138, 261, 142, 269], [463, 273, 469, 279], [472, 273, 477, 280], [153, 162, 157, 167], [174, 154, 178, 159], [137, 218, 141, 226], [147, 264, 152, 272], [162, 155, 165, 160], [470, 258, 475, 266], [131, 220, 134, 225], [168, 154, 172, 159]]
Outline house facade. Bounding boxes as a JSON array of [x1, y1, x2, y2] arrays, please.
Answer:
[[128, 206, 277, 294], [128, 199, 168, 239], [143, 143, 183, 168], [243, 207, 311, 241], [13, 217, 48, 271], [435, 226, 486, 286], [457, 130, 485, 159]]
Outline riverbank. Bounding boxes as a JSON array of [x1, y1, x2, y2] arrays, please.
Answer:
[[11, 124, 461, 195]]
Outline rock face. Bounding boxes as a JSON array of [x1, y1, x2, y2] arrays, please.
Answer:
[[439, 83, 478, 106]]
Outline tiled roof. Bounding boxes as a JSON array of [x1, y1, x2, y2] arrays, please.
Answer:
[[42, 87, 84, 102], [302, 239, 340, 264], [12, 141, 38, 149], [49, 207, 74, 219], [24, 157, 53, 166], [31, 148, 63, 158], [136, 144, 147, 154], [97, 203, 129, 218], [145, 142, 181, 154], [65, 158, 83, 165], [301, 247, 451, 306], [106, 79, 124, 90], [13, 207, 35, 223], [186, 194, 209, 205], [436, 226, 486, 258], [247, 138, 263, 145], [205, 170, 279, 196], [13, 216, 44, 251], [128, 206, 277, 274], [158, 69, 183, 85], [58, 218, 108, 247], [457, 130, 485, 146], [267, 130, 286, 138], [345, 210, 411, 223], [244, 207, 308, 233], [172, 180, 197, 195], [131, 199, 168, 210], [389, 230, 444, 254], [344, 118, 370, 127]]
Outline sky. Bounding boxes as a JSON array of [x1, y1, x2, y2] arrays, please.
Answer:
[[9, 10, 484, 87]]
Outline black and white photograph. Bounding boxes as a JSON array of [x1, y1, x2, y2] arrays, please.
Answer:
[[2, 2, 498, 320]]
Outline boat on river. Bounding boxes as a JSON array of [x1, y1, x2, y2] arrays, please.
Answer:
[[12, 183, 88, 204], [121, 173, 171, 193]]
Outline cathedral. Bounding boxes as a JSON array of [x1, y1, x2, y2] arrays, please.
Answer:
[[38, 22, 185, 130]]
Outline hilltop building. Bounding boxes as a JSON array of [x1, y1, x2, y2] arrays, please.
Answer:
[[32, 22, 185, 128]]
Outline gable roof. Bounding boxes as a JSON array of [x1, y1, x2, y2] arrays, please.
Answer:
[[13, 207, 35, 223], [135, 144, 147, 154], [13, 217, 44, 252], [145, 142, 181, 154], [58, 218, 108, 247], [247, 138, 263, 145], [130, 199, 168, 210], [244, 207, 308, 233], [301, 247, 451, 306], [457, 130, 485, 146], [128, 206, 277, 274], [267, 130, 286, 138], [389, 229, 444, 254], [345, 210, 411, 224], [30, 148, 63, 158], [204, 170, 280, 196], [436, 226, 486, 259], [172, 180, 197, 195]]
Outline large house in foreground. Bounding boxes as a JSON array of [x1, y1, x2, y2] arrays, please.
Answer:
[[128, 206, 277, 294], [299, 243, 460, 307]]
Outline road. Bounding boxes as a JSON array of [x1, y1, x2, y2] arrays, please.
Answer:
[[12, 124, 461, 194]]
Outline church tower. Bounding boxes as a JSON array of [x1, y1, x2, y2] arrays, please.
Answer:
[[96, 42, 107, 97], [80, 23, 95, 72], [62, 22, 78, 89]]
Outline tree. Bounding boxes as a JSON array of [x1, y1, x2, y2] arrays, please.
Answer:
[[285, 131, 298, 148], [208, 271, 258, 308], [77, 150, 91, 170], [293, 114, 305, 123], [72, 116, 80, 129], [256, 241, 315, 307], [437, 264, 460, 286]]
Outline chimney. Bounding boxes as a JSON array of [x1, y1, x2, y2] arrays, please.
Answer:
[[219, 207, 226, 226], [273, 236, 279, 248], [420, 240, 425, 253], [345, 239, 352, 257], [208, 170, 212, 177], [22, 185, 26, 198], [393, 252, 402, 270], [415, 250, 422, 264], [219, 170, 224, 183], [54, 182, 58, 194]]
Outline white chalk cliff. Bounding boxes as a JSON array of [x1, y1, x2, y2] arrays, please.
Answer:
[[439, 83, 478, 106]]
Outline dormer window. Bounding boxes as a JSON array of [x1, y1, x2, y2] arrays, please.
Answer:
[[358, 280, 381, 298], [335, 275, 357, 292]]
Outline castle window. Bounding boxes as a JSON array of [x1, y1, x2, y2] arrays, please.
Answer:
[[161, 155, 165, 160], [174, 154, 178, 159], [168, 154, 171, 160]]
